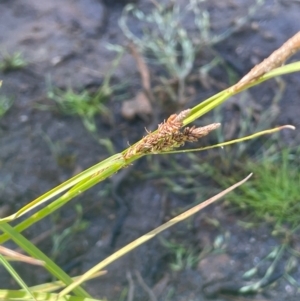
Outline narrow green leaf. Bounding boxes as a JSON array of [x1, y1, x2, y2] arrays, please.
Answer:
[[184, 62, 300, 125], [0, 154, 125, 224], [0, 223, 91, 298], [0, 254, 36, 300], [184, 90, 230, 125], [25, 271, 106, 293], [0, 153, 128, 245]]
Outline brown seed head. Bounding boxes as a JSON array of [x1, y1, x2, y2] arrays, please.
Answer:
[[123, 109, 219, 159]]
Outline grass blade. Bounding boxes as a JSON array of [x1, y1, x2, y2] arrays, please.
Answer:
[[0, 290, 103, 301], [0, 154, 125, 224], [184, 62, 300, 125], [0, 223, 91, 298], [0, 245, 44, 266], [58, 173, 252, 297], [0, 254, 36, 300], [25, 271, 106, 293]]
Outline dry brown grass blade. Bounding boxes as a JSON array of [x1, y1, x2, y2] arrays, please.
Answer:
[[0, 246, 44, 266], [135, 270, 157, 301], [58, 173, 252, 297], [232, 31, 300, 92], [126, 271, 135, 301], [128, 42, 153, 101]]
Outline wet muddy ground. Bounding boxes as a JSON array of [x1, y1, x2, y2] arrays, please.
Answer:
[[0, 0, 300, 300]]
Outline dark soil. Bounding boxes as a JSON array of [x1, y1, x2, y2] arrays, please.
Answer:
[[0, 0, 300, 300]]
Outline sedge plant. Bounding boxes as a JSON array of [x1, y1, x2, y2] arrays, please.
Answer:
[[0, 32, 299, 300]]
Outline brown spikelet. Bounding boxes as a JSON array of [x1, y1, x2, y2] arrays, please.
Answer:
[[183, 123, 221, 142], [231, 31, 300, 92], [173, 109, 191, 123], [124, 109, 220, 159]]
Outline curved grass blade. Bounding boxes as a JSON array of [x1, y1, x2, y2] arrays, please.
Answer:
[[0, 254, 36, 300], [0, 154, 137, 245], [25, 271, 106, 293], [0, 223, 91, 298], [0, 154, 126, 224], [58, 174, 252, 297], [183, 90, 230, 125]]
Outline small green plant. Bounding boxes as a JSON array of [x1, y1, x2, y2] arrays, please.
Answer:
[[119, 0, 205, 102], [160, 237, 199, 271], [0, 52, 27, 72], [119, 0, 264, 102], [47, 86, 110, 133], [0, 95, 13, 118], [47, 49, 124, 134], [238, 245, 287, 294], [120, 2, 195, 82], [217, 148, 300, 225]]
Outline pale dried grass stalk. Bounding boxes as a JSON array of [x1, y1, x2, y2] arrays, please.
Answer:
[[232, 31, 300, 92]]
